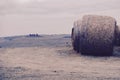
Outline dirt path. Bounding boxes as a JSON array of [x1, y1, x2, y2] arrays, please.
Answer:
[[0, 47, 120, 80]]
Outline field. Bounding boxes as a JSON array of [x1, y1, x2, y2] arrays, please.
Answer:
[[0, 34, 120, 80]]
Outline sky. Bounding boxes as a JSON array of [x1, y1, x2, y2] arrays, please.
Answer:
[[0, 0, 120, 37]]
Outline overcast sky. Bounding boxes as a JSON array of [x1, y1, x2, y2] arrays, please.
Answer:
[[0, 0, 120, 37]]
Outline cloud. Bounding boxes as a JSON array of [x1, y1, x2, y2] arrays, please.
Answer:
[[1, 0, 120, 15], [0, 0, 120, 36]]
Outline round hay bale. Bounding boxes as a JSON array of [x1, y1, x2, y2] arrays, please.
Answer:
[[115, 25, 120, 46], [71, 20, 82, 52], [80, 15, 116, 56], [71, 27, 76, 50], [71, 26, 79, 51]]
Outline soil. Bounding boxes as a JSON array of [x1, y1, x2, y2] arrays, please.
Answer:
[[0, 35, 120, 80]]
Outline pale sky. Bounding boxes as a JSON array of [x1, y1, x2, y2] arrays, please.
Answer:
[[0, 0, 120, 37]]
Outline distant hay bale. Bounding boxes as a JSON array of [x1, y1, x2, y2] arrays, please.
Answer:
[[27, 34, 42, 37], [80, 15, 116, 56]]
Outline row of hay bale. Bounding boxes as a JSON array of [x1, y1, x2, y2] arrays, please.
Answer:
[[71, 15, 120, 56], [27, 34, 42, 37]]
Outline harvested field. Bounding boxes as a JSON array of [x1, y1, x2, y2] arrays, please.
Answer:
[[0, 35, 120, 80]]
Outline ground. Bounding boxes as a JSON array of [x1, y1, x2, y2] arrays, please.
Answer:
[[0, 35, 120, 80]]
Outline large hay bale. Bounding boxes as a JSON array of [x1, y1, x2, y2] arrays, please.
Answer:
[[71, 27, 76, 50], [80, 15, 116, 56], [71, 20, 82, 52], [115, 25, 120, 46]]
